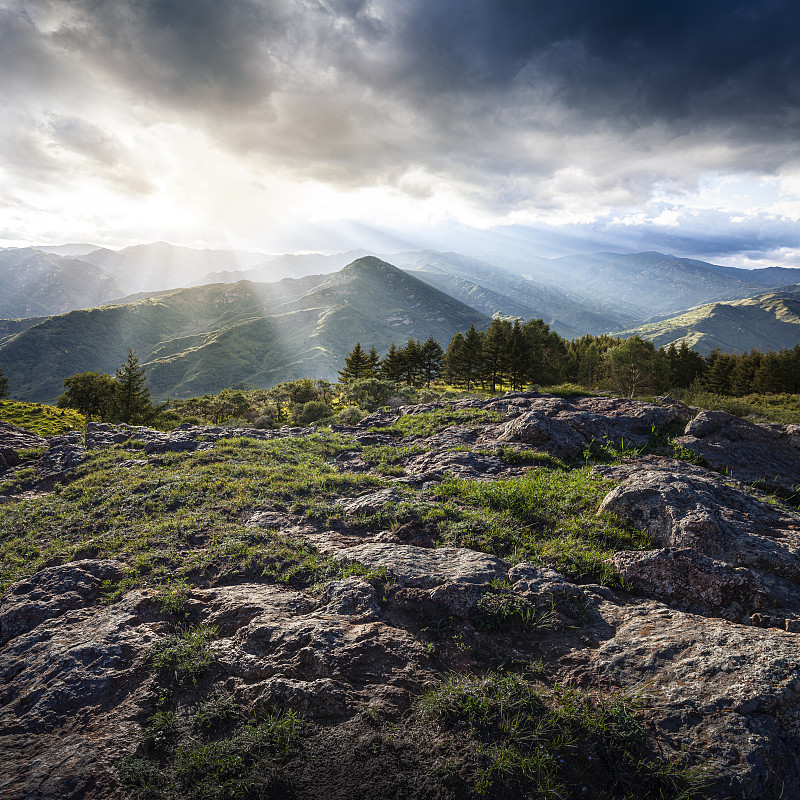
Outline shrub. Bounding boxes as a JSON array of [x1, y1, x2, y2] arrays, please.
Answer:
[[291, 400, 333, 426], [338, 378, 395, 412], [338, 406, 365, 425]]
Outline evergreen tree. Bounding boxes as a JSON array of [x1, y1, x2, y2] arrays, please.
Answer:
[[113, 350, 153, 424], [0, 366, 8, 400], [380, 343, 405, 382], [507, 320, 528, 390], [420, 336, 444, 387], [443, 333, 467, 386], [672, 341, 706, 388], [461, 324, 484, 390], [338, 342, 372, 382], [704, 349, 734, 394], [402, 338, 423, 387], [366, 346, 381, 376], [482, 318, 511, 392], [522, 318, 565, 385]]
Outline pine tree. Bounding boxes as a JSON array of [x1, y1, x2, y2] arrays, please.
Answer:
[[507, 320, 528, 390], [380, 343, 405, 382], [443, 333, 467, 386], [420, 336, 444, 388], [462, 324, 484, 390], [402, 338, 423, 387], [482, 319, 511, 392], [0, 366, 8, 400], [338, 342, 372, 382], [113, 350, 153, 424], [366, 346, 381, 376]]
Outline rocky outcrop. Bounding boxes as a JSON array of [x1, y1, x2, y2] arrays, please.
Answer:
[[569, 599, 800, 800], [493, 396, 677, 456], [5, 394, 800, 799], [85, 421, 316, 455], [597, 457, 800, 623], [676, 410, 800, 489], [336, 543, 508, 589], [0, 422, 47, 469]]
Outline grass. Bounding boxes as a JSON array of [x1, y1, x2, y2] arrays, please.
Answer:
[[0, 433, 380, 594], [418, 667, 708, 799], [0, 396, 725, 798], [675, 388, 800, 425], [0, 399, 85, 435], [377, 407, 506, 438], [149, 624, 218, 685]]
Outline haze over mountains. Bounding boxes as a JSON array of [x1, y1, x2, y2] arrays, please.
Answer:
[[1, 240, 800, 401]]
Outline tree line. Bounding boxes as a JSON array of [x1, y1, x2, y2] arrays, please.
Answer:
[[340, 317, 800, 398]]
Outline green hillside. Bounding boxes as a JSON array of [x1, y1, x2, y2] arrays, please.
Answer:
[[620, 286, 800, 354], [0, 258, 488, 402]]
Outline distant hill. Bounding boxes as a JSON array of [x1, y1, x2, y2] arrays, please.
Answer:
[[0, 248, 131, 319], [540, 251, 771, 318], [0, 257, 488, 402], [194, 250, 369, 286], [619, 286, 800, 354], [391, 250, 639, 335], [80, 241, 269, 292]]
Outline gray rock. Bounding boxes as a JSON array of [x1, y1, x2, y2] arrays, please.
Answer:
[[496, 396, 676, 457], [571, 599, 800, 799], [37, 432, 85, 482], [336, 543, 508, 589], [508, 563, 587, 606], [319, 578, 381, 621], [610, 547, 768, 616], [0, 422, 48, 452], [405, 449, 504, 480], [0, 559, 123, 645], [597, 459, 800, 575], [336, 488, 402, 516], [677, 410, 800, 489]]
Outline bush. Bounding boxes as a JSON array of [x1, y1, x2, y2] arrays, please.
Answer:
[[338, 406, 365, 425], [338, 378, 395, 412], [291, 400, 333, 426], [253, 414, 275, 430]]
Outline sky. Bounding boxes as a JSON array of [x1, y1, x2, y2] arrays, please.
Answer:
[[2, 0, 800, 267]]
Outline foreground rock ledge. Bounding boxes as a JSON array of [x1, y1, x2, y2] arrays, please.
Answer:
[[3, 393, 800, 798]]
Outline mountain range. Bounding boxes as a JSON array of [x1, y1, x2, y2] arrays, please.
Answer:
[[0, 258, 487, 401], [1, 241, 799, 401]]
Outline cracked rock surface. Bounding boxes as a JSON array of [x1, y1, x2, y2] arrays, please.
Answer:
[[4, 392, 800, 798]]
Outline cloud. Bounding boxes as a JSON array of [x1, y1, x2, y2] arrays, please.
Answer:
[[2, 0, 800, 260]]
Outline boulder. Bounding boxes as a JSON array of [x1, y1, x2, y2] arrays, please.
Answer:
[[610, 548, 767, 617], [496, 396, 676, 457], [596, 458, 800, 613], [676, 410, 800, 489]]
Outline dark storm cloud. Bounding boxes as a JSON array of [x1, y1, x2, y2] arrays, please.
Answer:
[[394, 0, 800, 131], [15, 1, 800, 144]]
